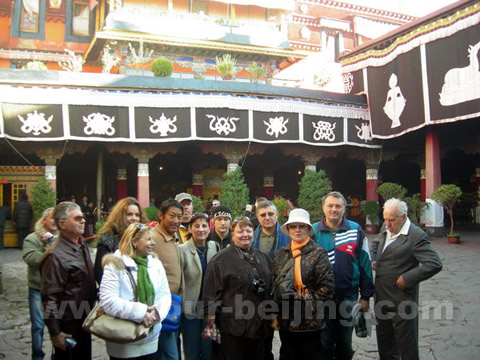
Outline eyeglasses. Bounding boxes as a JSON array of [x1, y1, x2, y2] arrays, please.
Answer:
[[133, 223, 147, 237], [287, 224, 307, 230], [73, 215, 85, 222], [234, 216, 250, 222]]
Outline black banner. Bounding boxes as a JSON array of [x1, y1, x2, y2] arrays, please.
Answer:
[[69, 105, 129, 139], [196, 108, 248, 139], [303, 115, 343, 144], [367, 47, 425, 138], [253, 111, 299, 141], [135, 107, 191, 139]]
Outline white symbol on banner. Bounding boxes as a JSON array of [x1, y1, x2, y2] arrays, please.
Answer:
[[355, 123, 372, 142], [383, 73, 406, 128], [343, 72, 354, 94], [264, 116, 288, 138], [312, 120, 336, 142], [149, 113, 177, 136], [439, 41, 480, 106], [17, 110, 53, 136], [207, 114, 239, 136], [83, 113, 115, 136]]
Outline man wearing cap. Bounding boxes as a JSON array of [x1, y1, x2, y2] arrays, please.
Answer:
[[175, 192, 193, 244], [207, 205, 232, 249], [313, 191, 374, 360], [253, 200, 291, 360]]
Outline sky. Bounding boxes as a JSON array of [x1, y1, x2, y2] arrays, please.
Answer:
[[341, 0, 462, 17]]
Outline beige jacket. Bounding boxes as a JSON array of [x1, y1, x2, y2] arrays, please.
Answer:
[[178, 240, 219, 316], [152, 225, 182, 295]]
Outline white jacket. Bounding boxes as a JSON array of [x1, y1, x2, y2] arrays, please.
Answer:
[[99, 251, 171, 358]]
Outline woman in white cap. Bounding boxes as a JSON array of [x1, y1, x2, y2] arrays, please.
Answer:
[[271, 208, 334, 359]]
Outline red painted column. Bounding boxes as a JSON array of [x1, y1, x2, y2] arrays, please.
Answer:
[[117, 169, 127, 201], [475, 168, 480, 224], [192, 174, 203, 198], [365, 169, 378, 201], [425, 129, 441, 198], [263, 176, 274, 200], [137, 163, 149, 209], [424, 128, 444, 231], [420, 169, 426, 202]]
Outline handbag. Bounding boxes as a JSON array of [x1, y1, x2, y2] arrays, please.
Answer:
[[270, 258, 296, 302], [161, 294, 182, 332], [82, 263, 149, 343]]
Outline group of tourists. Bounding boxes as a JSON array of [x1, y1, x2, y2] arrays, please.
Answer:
[[21, 190, 443, 360]]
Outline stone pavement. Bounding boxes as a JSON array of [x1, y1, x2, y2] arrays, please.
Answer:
[[0, 228, 479, 359]]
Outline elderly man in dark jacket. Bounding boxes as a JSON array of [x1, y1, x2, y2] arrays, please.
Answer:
[[41, 202, 96, 360], [371, 198, 442, 360], [14, 193, 33, 249]]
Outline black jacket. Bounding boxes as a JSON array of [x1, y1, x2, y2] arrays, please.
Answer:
[[272, 239, 334, 332], [13, 200, 33, 229], [40, 235, 97, 336], [203, 245, 272, 339]]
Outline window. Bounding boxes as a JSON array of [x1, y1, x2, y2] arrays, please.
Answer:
[[11, 0, 46, 39], [72, 1, 90, 36], [20, 0, 39, 33], [65, 0, 94, 43]]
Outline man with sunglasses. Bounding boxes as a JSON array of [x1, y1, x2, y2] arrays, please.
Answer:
[[252, 200, 290, 360], [40, 201, 96, 360]]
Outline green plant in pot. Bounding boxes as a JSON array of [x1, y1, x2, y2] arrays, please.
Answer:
[[377, 182, 407, 202], [151, 57, 173, 77], [431, 184, 462, 243], [216, 54, 237, 80], [363, 200, 380, 234]]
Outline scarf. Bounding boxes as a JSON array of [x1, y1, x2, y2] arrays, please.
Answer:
[[133, 256, 155, 306], [290, 237, 310, 297]]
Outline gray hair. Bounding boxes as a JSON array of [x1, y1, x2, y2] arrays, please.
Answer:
[[34, 207, 55, 234], [256, 200, 277, 213], [322, 191, 346, 207], [53, 201, 81, 227], [383, 198, 408, 216]]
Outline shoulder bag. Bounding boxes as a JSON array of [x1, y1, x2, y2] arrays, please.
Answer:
[[82, 263, 149, 344], [161, 294, 182, 332]]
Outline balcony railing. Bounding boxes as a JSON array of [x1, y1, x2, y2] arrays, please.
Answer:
[[104, 6, 289, 49]]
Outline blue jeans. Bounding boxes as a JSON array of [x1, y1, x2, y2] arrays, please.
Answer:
[[157, 330, 179, 360], [28, 288, 45, 360], [181, 315, 212, 360], [321, 294, 357, 360]]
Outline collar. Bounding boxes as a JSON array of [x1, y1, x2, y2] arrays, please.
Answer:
[[317, 216, 350, 231], [155, 224, 178, 243], [387, 217, 411, 238]]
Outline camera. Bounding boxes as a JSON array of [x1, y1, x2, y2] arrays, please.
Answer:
[[65, 338, 77, 349], [252, 278, 266, 296]]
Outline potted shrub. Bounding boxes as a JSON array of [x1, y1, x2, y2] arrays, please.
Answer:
[[377, 182, 407, 202], [363, 200, 380, 234], [216, 54, 237, 80], [297, 169, 332, 223], [151, 57, 173, 77], [405, 193, 429, 227], [431, 184, 463, 244]]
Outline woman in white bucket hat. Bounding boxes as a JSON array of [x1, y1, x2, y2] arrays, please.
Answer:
[[271, 208, 334, 359]]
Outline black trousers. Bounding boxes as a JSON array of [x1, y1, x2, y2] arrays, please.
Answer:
[[213, 333, 264, 360], [281, 330, 322, 360], [52, 327, 91, 360]]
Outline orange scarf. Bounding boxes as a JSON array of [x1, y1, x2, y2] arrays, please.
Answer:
[[291, 237, 310, 297]]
